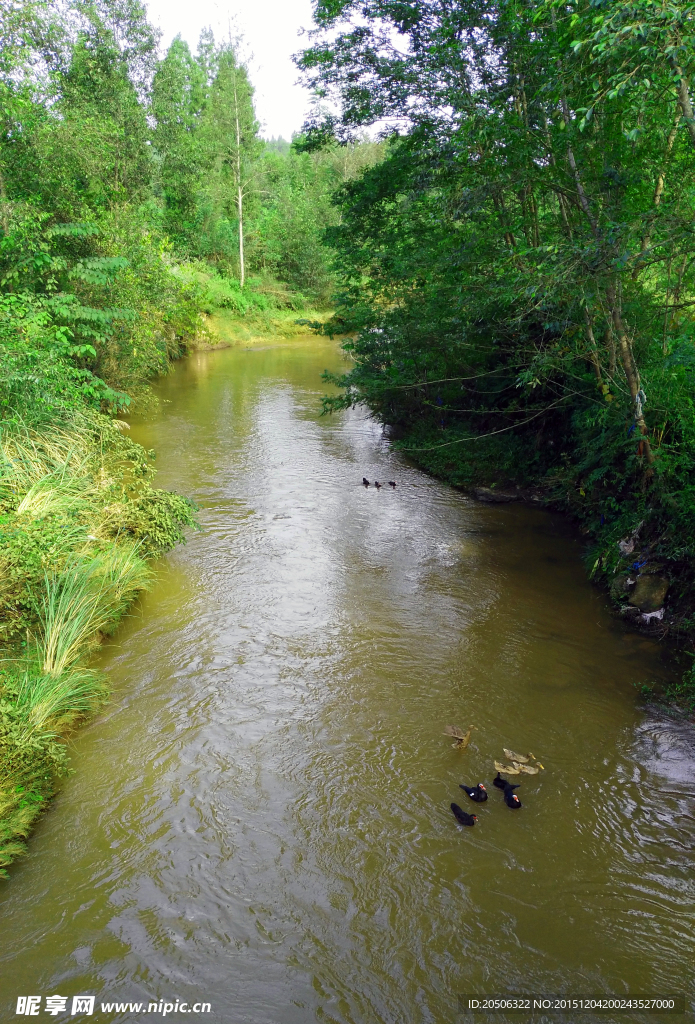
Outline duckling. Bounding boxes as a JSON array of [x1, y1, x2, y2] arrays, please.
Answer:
[[460, 783, 488, 802], [493, 771, 519, 791], [503, 783, 522, 809], [451, 802, 477, 826], [362, 477, 370, 487], [374, 480, 382, 489], [443, 725, 475, 749], [388, 480, 397, 488]]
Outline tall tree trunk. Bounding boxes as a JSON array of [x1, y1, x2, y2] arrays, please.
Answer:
[[605, 281, 654, 465], [554, 102, 652, 463], [605, 326, 617, 379], [491, 193, 515, 248], [237, 183, 244, 289], [672, 65, 695, 148], [542, 114, 573, 237], [582, 307, 602, 383]]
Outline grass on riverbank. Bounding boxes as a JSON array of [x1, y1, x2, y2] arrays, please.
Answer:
[[0, 414, 197, 875], [176, 265, 333, 349]]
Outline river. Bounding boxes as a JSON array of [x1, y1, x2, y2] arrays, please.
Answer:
[[1, 337, 693, 1023]]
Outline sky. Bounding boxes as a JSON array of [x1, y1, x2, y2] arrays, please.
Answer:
[[144, 0, 317, 141]]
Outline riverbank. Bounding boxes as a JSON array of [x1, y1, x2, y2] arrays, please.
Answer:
[[0, 412, 198, 876], [197, 307, 333, 350]]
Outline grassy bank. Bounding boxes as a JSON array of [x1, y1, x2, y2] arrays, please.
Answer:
[[0, 413, 197, 875], [178, 265, 333, 349]]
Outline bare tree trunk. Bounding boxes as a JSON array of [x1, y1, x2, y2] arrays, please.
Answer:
[[237, 184, 244, 289], [491, 192, 515, 249], [476, 143, 515, 248], [662, 253, 689, 352], [553, 103, 652, 462], [513, 74, 540, 246], [542, 114, 573, 237], [673, 66, 695, 148], [582, 307, 602, 383], [559, 99, 599, 239], [605, 326, 617, 378], [606, 281, 653, 464]]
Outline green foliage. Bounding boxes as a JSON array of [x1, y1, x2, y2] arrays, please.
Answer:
[[0, 683, 70, 876], [663, 663, 695, 711], [254, 140, 383, 298], [175, 262, 313, 318], [10, 667, 109, 734], [151, 28, 383, 293], [38, 548, 153, 674], [0, 414, 197, 634]]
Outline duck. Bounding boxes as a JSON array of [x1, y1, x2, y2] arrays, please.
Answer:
[[493, 771, 518, 791], [388, 480, 397, 488], [503, 783, 522, 809], [451, 802, 477, 826], [460, 783, 488, 802], [374, 480, 382, 489], [443, 724, 475, 749], [503, 748, 529, 763], [362, 477, 370, 487]]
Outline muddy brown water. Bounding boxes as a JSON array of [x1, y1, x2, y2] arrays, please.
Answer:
[[1, 337, 694, 1024]]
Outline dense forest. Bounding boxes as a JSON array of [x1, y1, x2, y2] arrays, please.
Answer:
[[0, 0, 377, 872], [298, 0, 695, 700]]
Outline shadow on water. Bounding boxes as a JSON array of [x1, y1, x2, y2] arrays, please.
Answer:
[[1, 337, 693, 1024]]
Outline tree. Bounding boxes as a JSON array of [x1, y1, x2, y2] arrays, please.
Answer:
[[199, 43, 261, 284], [151, 36, 206, 242]]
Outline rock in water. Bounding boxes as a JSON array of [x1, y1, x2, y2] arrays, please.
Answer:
[[609, 573, 635, 601], [628, 575, 669, 613]]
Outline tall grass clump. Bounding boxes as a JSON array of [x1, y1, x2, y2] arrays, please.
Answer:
[[38, 548, 153, 675]]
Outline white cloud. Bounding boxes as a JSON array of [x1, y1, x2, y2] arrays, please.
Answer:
[[144, 0, 316, 140]]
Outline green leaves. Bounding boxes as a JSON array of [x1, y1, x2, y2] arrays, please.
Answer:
[[69, 256, 129, 285]]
